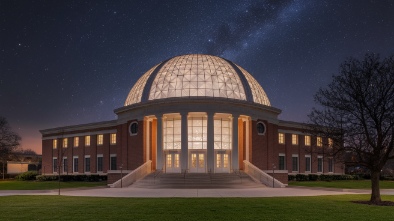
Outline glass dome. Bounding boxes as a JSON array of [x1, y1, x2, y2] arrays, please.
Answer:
[[124, 54, 271, 106]]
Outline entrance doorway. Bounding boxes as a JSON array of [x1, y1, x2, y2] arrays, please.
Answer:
[[215, 152, 230, 173], [165, 152, 181, 173], [189, 152, 206, 173]]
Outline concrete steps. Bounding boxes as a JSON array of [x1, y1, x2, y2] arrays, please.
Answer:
[[131, 171, 266, 189]]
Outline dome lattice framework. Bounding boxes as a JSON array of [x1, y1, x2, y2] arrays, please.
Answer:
[[124, 54, 271, 106]]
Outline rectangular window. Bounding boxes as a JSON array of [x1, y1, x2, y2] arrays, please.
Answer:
[[74, 137, 79, 147], [73, 157, 78, 173], [214, 115, 232, 150], [317, 137, 323, 147], [110, 155, 117, 170], [63, 138, 68, 148], [53, 158, 58, 173], [305, 135, 311, 146], [278, 133, 285, 144], [188, 116, 207, 150], [318, 156, 323, 172], [63, 158, 68, 173], [292, 134, 298, 145], [164, 117, 182, 150], [305, 155, 311, 172], [328, 158, 333, 172], [279, 154, 285, 170], [53, 139, 57, 149], [97, 156, 103, 172], [85, 156, 90, 172], [110, 133, 116, 145], [328, 138, 333, 148], [97, 134, 103, 145], [292, 155, 298, 172], [85, 136, 90, 146]]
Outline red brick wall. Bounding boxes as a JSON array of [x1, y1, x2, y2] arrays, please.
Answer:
[[128, 120, 144, 170], [42, 139, 53, 174]]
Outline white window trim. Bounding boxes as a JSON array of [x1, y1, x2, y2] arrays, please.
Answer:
[[53, 157, 58, 173], [292, 154, 299, 172], [97, 154, 104, 173], [317, 156, 323, 173], [305, 155, 311, 173], [84, 155, 91, 173], [73, 156, 78, 174]]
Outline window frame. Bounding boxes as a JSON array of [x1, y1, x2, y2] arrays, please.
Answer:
[[85, 135, 91, 146], [278, 133, 285, 144], [305, 135, 311, 146], [110, 133, 116, 145], [97, 134, 103, 145], [278, 153, 286, 170], [74, 137, 79, 147], [292, 134, 298, 145], [73, 156, 78, 173]]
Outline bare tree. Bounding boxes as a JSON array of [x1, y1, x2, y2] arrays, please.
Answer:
[[309, 53, 394, 204], [0, 117, 21, 179]]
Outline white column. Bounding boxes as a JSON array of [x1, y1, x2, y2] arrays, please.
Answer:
[[156, 116, 163, 171], [181, 112, 188, 172], [232, 114, 239, 171], [207, 112, 214, 173]]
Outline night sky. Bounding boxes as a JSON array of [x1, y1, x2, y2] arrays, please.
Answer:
[[1, 0, 394, 154]]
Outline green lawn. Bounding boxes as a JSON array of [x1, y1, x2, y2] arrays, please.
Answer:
[[0, 180, 107, 190], [289, 180, 394, 189], [0, 195, 393, 220]]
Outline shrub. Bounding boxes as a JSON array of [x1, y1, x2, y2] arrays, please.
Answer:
[[288, 175, 296, 181], [36, 174, 107, 182], [15, 171, 38, 181], [308, 174, 319, 181], [295, 174, 309, 181]]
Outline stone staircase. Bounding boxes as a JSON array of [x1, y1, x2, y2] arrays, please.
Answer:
[[131, 171, 266, 189]]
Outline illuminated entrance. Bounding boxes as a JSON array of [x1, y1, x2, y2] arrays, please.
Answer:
[[189, 151, 206, 173], [165, 152, 180, 173], [215, 152, 230, 173]]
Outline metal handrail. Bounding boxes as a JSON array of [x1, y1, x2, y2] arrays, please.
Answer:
[[243, 160, 286, 188]]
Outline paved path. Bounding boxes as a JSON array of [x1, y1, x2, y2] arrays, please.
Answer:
[[1, 187, 393, 198]]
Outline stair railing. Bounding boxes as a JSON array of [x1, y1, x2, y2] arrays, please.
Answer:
[[243, 160, 286, 188], [110, 160, 152, 188]]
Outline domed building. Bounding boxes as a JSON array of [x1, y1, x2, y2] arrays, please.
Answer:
[[41, 54, 344, 187]]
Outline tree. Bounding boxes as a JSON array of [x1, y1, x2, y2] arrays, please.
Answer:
[[0, 116, 21, 179], [309, 53, 394, 204]]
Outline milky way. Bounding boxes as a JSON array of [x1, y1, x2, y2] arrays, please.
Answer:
[[1, 0, 394, 153]]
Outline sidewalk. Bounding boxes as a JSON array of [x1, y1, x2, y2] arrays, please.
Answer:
[[2, 186, 393, 198]]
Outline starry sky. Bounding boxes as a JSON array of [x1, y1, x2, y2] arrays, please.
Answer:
[[1, 0, 394, 154]]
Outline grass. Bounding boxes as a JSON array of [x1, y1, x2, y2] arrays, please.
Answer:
[[289, 180, 394, 189], [0, 180, 106, 190], [0, 195, 393, 220]]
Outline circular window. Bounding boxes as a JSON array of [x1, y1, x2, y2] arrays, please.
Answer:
[[257, 122, 266, 135], [129, 122, 138, 135]]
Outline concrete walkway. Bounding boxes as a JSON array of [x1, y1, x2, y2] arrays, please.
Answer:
[[1, 186, 393, 198]]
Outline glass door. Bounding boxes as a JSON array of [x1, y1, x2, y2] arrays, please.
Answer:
[[189, 152, 206, 173], [215, 153, 230, 173], [165, 152, 181, 173]]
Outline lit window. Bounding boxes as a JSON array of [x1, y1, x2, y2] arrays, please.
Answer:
[[53, 139, 57, 149], [279, 154, 285, 170], [256, 122, 265, 135], [328, 138, 333, 147], [188, 115, 207, 150], [63, 138, 68, 148], [292, 134, 298, 145], [97, 134, 103, 145], [305, 135, 311, 146], [110, 133, 116, 145], [278, 133, 285, 144], [74, 137, 79, 147], [317, 137, 322, 147], [214, 115, 232, 150], [85, 136, 90, 146], [163, 116, 181, 150], [129, 122, 138, 135]]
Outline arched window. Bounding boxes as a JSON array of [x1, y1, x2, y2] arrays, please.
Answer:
[[129, 122, 138, 135]]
